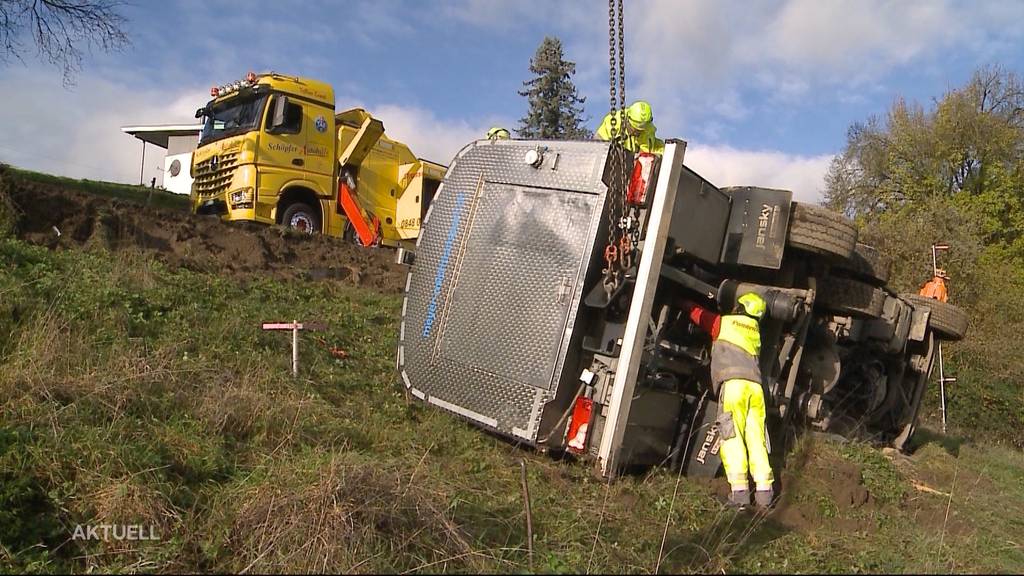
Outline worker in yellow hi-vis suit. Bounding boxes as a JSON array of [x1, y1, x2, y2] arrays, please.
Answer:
[[596, 100, 665, 155], [683, 292, 775, 510]]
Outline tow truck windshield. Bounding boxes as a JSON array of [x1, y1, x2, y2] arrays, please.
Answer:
[[199, 94, 268, 145]]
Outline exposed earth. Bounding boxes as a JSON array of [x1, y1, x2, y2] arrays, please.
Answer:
[[0, 165, 408, 293]]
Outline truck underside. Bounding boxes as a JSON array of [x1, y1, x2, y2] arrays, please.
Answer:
[[398, 139, 968, 479]]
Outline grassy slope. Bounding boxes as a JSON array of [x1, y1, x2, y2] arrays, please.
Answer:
[[1, 239, 1022, 574], [4, 166, 190, 213]]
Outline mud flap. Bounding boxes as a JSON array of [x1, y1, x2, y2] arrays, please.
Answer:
[[680, 393, 724, 477]]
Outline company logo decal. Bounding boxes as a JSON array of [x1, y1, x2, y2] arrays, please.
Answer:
[[304, 145, 328, 158], [268, 143, 300, 154]]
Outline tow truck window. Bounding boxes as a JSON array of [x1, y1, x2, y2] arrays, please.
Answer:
[[266, 95, 303, 135], [199, 95, 269, 145]]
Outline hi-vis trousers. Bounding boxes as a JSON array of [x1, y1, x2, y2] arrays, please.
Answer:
[[718, 378, 774, 491]]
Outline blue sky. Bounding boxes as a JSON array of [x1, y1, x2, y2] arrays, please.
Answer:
[[1, 0, 1022, 201]]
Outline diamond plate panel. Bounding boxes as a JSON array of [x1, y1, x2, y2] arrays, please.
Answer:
[[400, 139, 612, 442], [440, 183, 597, 390]]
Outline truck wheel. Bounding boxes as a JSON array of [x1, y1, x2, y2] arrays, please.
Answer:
[[787, 203, 857, 260], [840, 242, 892, 285], [901, 294, 969, 341], [816, 276, 886, 318], [282, 203, 320, 235]]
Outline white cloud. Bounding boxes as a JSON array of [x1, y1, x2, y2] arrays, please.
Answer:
[[0, 67, 509, 186], [755, 0, 954, 73], [583, 0, 1024, 135], [684, 143, 834, 203], [0, 68, 206, 186], [368, 103, 501, 165], [440, 0, 594, 35]]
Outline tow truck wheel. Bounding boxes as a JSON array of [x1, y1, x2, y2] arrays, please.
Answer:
[[282, 203, 320, 235]]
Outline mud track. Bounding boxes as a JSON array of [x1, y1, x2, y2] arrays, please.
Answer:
[[0, 166, 407, 293]]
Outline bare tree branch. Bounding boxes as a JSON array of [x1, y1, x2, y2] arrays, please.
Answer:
[[0, 0, 129, 86]]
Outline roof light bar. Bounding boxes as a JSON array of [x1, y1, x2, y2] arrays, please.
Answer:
[[210, 72, 262, 99]]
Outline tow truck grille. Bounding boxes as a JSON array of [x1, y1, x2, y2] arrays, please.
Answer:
[[193, 152, 239, 197]]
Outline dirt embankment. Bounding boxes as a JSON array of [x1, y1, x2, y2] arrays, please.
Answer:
[[0, 166, 408, 293]]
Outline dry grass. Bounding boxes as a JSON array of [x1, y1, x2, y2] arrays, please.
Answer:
[[209, 451, 492, 574], [2, 237, 1023, 574]]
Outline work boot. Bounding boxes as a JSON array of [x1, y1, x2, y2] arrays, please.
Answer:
[[754, 488, 775, 511], [727, 489, 750, 510]]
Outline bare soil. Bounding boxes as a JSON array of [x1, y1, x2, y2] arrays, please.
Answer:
[[0, 166, 407, 293]]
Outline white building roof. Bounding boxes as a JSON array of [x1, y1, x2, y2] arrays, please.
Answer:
[[121, 124, 203, 149]]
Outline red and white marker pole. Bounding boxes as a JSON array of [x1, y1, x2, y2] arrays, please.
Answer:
[[261, 320, 325, 376]]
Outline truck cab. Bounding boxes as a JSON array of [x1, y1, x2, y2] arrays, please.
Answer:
[[191, 72, 444, 248]]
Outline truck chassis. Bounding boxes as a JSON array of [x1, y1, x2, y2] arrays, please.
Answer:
[[398, 139, 967, 479]]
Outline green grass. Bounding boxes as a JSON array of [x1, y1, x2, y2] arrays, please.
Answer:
[[1, 238, 1022, 573], [3, 165, 190, 212]]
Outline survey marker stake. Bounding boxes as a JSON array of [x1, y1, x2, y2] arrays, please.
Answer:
[[261, 320, 326, 376]]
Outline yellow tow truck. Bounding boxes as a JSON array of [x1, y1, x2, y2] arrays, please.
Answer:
[[191, 72, 446, 248]]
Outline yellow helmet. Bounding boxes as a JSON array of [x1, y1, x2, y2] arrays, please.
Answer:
[[737, 292, 767, 320], [487, 126, 511, 140], [627, 101, 653, 129]]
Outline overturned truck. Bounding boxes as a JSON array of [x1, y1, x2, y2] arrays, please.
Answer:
[[397, 139, 968, 479]]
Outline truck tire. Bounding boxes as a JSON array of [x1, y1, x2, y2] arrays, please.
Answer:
[[282, 203, 320, 235], [816, 276, 887, 318], [901, 294, 969, 341], [787, 203, 857, 260], [841, 242, 892, 285]]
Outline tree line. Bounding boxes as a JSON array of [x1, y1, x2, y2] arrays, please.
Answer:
[[824, 66, 1024, 300]]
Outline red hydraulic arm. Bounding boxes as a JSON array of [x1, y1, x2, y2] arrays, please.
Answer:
[[337, 179, 380, 247]]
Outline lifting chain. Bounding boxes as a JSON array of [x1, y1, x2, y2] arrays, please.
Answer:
[[602, 0, 630, 298]]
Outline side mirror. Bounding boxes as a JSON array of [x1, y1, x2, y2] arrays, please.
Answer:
[[195, 107, 206, 119], [268, 96, 289, 132]]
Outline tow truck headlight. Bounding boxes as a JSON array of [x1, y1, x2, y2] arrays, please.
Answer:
[[229, 187, 254, 208]]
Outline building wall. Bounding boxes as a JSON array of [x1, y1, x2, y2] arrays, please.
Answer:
[[163, 152, 194, 195], [162, 134, 199, 195]]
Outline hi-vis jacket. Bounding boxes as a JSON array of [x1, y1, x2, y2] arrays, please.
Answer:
[[595, 110, 666, 155], [687, 305, 763, 391]]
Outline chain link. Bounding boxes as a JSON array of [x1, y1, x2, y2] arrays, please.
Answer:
[[618, 0, 625, 136], [607, 0, 618, 140], [616, 0, 629, 278], [602, 0, 629, 298]]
